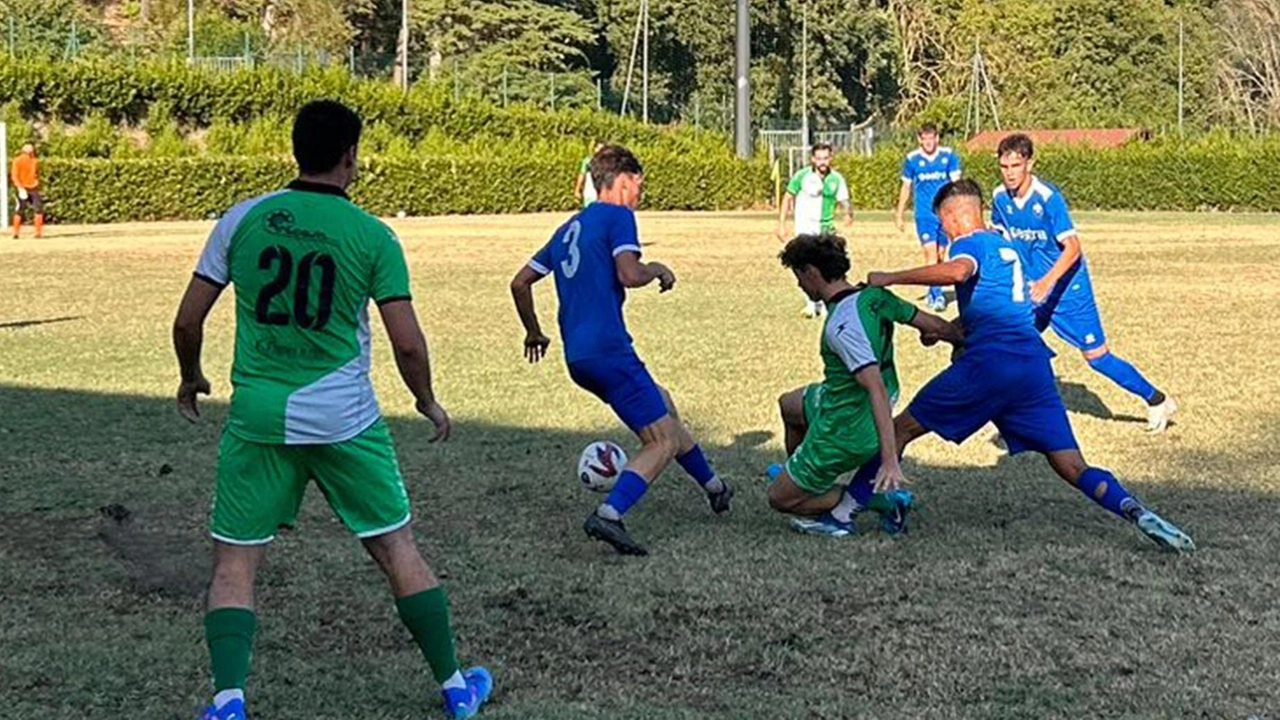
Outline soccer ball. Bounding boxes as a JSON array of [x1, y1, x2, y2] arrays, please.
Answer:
[[577, 441, 627, 493]]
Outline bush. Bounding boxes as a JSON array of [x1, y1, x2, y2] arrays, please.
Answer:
[[835, 135, 1280, 212], [39, 154, 772, 223]]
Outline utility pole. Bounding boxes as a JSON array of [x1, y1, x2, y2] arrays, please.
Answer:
[[801, 0, 809, 150], [187, 0, 194, 63], [642, 0, 649, 123], [400, 0, 410, 91], [1178, 15, 1185, 134], [734, 0, 751, 157]]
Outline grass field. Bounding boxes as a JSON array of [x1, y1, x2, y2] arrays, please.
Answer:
[[2, 210, 1279, 719]]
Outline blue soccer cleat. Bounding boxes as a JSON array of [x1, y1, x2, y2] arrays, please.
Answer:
[[875, 489, 915, 536], [1136, 511, 1196, 553], [197, 698, 246, 720], [790, 512, 854, 538], [442, 666, 493, 718], [766, 463, 784, 484]]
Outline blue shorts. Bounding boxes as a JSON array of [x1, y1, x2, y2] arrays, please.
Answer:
[[567, 353, 669, 434], [908, 349, 1079, 455], [915, 216, 948, 248], [1035, 278, 1107, 352]]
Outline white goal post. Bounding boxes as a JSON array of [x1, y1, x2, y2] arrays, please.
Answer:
[[1, 121, 8, 231]]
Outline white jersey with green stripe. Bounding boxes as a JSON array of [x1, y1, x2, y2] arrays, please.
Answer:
[[194, 181, 412, 445], [787, 166, 850, 235]]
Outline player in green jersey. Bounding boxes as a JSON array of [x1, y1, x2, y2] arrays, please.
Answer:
[[777, 143, 854, 318], [766, 234, 962, 537], [172, 100, 492, 719], [574, 141, 606, 208]]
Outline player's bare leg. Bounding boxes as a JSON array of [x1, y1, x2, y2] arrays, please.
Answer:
[[1045, 449, 1194, 552], [1081, 344, 1177, 433], [922, 242, 945, 310], [584, 415, 681, 556], [657, 386, 733, 514], [767, 468, 843, 516], [363, 526, 493, 717], [201, 542, 267, 720], [778, 387, 808, 456]]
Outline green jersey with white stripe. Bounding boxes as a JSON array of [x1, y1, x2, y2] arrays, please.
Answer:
[[194, 181, 412, 445], [817, 286, 918, 416]]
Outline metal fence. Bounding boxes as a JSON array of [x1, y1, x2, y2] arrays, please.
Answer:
[[762, 125, 878, 179]]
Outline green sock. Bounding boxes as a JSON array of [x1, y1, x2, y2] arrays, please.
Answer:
[[395, 586, 461, 685], [204, 607, 257, 692]]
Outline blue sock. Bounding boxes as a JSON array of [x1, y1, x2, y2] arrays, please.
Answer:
[[600, 470, 649, 520], [847, 457, 881, 508], [1087, 353, 1158, 404], [676, 445, 723, 493], [1075, 467, 1142, 520]]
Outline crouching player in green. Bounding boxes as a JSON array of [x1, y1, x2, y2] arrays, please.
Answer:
[[766, 234, 961, 536]]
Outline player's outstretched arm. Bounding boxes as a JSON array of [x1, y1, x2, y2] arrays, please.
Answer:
[[868, 257, 974, 289], [853, 364, 907, 492], [172, 276, 224, 423], [378, 300, 451, 442], [894, 180, 912, 232], [615, 252, 675, 292], [510, 265, 551, 362], [776, 193, 794, 240], [909, 310, 965, 347], [1030, 234, 1082, 304]]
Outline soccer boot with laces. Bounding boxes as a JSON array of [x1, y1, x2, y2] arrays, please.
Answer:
[[442, 666, 493, 718]]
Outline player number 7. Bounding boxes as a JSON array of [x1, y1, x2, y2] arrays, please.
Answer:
[[998, 247, 1026, 303]]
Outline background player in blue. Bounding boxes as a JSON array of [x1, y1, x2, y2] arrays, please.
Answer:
[[895, 123, 962, 312], [992, 133, 1176, 433], [864, 179, 1195, 552], [509, 145, 733, 556]]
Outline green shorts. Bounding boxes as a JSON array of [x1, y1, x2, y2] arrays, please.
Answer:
[[785, 383, 879, 494], [210, 418, 410, 544]]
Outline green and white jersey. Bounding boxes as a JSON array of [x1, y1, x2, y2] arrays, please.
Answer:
[[787, 166, 850, 235], [579, 156, 597, 207], [816, 286, 918, 416], [194, 181, 412, 445]]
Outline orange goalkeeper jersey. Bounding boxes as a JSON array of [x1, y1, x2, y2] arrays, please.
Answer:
[[11, 153, 38, 190]]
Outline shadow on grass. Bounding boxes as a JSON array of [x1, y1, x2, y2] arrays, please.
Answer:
[[1057, 379, 1145, 423], [1, 383, 1277, 719]]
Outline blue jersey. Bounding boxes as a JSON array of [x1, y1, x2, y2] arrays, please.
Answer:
[[947, 229, 1048, 356], [991, 177, 1092, 290], [529, 202, 642, 363], [901, 147, 962, 220]]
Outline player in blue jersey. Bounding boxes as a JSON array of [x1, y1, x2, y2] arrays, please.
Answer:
[[895, 123, 962, 312], [509, 145, 733, 556], [992, 134, 1176, 432], [856, 179, 1195, 551]]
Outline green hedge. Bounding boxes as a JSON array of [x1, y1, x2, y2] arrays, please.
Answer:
[[834, 138, 1280, 212], [40, 154, 772, 223], [0, 58, 727, 155]]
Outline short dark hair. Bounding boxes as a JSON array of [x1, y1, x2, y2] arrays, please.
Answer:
[[932, 178, 984, 215], [811, 142, 834, 155], [590, 145, 643, 191], [997, 133, 1034, 159], [778, 233, 851, 281], [918, 123, 939, 135], [292, 100, 363, 175]]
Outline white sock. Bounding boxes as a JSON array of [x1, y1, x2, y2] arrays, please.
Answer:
[[829, 488, 862, 524], [596, 504, 622, 521], [441, 670, 467, 691], [213, 689, 244, 709], [703, 476, 725, 494]]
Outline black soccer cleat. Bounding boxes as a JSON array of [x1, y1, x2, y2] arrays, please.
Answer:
[[584, 513, 649, 556], [707, 481, 734, 515]]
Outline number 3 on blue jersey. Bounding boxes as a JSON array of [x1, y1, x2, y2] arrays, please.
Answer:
[[560, 220, 582, 278], [998, 247, 1025, 302]]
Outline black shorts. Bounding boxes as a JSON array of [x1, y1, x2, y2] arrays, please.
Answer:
[[15, 190, 42, 214]]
